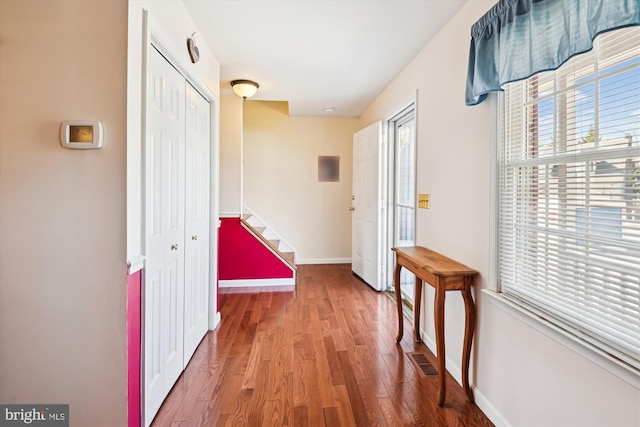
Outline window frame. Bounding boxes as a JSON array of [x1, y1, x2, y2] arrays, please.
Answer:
[[485, 30, 640, 386]]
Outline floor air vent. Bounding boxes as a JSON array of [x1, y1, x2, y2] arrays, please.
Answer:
[[407, 352, 437, 377]]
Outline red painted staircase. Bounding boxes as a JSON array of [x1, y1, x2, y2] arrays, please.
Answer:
[[218, 214, 296, 287]]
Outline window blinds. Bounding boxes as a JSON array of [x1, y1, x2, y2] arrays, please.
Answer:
[[498, 26, 640, 372]]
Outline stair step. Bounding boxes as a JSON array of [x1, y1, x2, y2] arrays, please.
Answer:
[[239, 217, 297, 272], [263, 229, 278, 240], [281, 252, 295, 267], [279, 241, 293, 253], [246, 217, 263, 228]]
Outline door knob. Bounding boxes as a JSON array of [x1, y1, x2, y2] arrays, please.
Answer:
[[352, 195, 355, 200], [192, 235, 198, 241], [349, 206, 355, 211], [171, 244, 179, 250]]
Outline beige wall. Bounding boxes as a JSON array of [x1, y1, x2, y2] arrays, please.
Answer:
[[361, 1, 640, 425], [219, 95, 243, 216], [0, 1, 128, 425], [243, 101, 359, 263]]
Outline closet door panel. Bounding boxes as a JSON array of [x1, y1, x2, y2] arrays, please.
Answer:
[[144, 47, 169, 421], [144, 47, 186, 423], [160, 57, 186, 393], [144, 47, 213, 426], [183, 83, 210, 366]]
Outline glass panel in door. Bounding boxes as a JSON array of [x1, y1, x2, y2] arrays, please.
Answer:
[[394, 113, 416, 305]]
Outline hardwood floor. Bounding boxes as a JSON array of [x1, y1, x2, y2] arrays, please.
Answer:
[[151, 264, 494, 427]]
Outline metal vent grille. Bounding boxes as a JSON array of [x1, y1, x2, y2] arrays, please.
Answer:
[[407, 352, 437, 377]]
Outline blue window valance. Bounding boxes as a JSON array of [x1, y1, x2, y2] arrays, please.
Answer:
[[465, 0, 640, 106]]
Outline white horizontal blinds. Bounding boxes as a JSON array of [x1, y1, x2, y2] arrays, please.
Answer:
[[397, 117, 415, 246], [499, 26, 640, 371]]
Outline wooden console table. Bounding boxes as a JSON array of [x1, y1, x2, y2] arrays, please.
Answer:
[[392, 246, 478, 406]]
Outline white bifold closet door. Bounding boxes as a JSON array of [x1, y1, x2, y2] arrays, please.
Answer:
[[183, 81, 210, 366], [144, 46, 210, 426]]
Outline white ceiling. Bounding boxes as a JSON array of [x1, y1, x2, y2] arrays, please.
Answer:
[[182, 0, 467, 116]]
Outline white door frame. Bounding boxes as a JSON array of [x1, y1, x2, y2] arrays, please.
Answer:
[[384, 94, 418, 291], [141, 11, 221, 427]]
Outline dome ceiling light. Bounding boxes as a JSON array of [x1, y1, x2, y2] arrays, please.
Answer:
[[230, 80, 259, 100]]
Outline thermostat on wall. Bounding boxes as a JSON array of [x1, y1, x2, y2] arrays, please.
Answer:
[[60, 120, 104, 149]]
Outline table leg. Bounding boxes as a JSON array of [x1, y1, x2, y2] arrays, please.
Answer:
[[434, 279, 446, 406], [461, 277, 476, 403], [413, 276, 423, 343], [394, 263, 403, 343]]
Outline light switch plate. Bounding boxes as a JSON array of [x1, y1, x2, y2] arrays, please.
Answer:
[[418, 194, 430, 209]]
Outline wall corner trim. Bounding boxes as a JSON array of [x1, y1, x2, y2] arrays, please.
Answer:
[[127, 255, 146, 275], [219, 278, 296, 288], [297, 258, 351, 265], [209, 311, 222, 331]]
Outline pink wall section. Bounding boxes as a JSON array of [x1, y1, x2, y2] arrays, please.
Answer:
[[127, 270, 141, 427], [219, 217, 294, 280]]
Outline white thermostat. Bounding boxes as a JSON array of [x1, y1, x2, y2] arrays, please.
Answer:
[[60, 120, 104, 149]]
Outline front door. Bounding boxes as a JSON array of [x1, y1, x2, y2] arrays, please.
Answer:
[[351, 121, 383, 290]]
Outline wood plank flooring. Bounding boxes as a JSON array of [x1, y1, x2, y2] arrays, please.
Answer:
[[151, 264, 494, 427]]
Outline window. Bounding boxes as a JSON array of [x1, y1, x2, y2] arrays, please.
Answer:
[[498, 26, 640, 372]]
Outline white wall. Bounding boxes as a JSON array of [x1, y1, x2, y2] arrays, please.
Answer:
[[0, 1, 127, 425], [360, 1, 640, 425], [243, 101, 360, 263], [127, 0, 221, 261], [219, 94, 244, 216]]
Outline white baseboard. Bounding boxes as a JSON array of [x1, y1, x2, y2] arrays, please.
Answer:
[[421, 332, 462, 385], [219, 212, 241, 218], [472, 386, 511, 427], [297, 257, 351, 265], [421, 331, 510, 427], [218, 278, 296, 288]]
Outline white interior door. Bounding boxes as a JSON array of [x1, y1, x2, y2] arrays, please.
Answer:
[[183, 83, 210, 367], [352, 121, 384, 291], [145, 47, 186, 424]]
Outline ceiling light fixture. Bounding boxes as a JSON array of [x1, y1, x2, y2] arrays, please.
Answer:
[[230, 79, 259, 100]]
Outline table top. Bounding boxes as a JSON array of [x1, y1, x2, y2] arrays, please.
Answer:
[[392, 246, 478, 277]]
